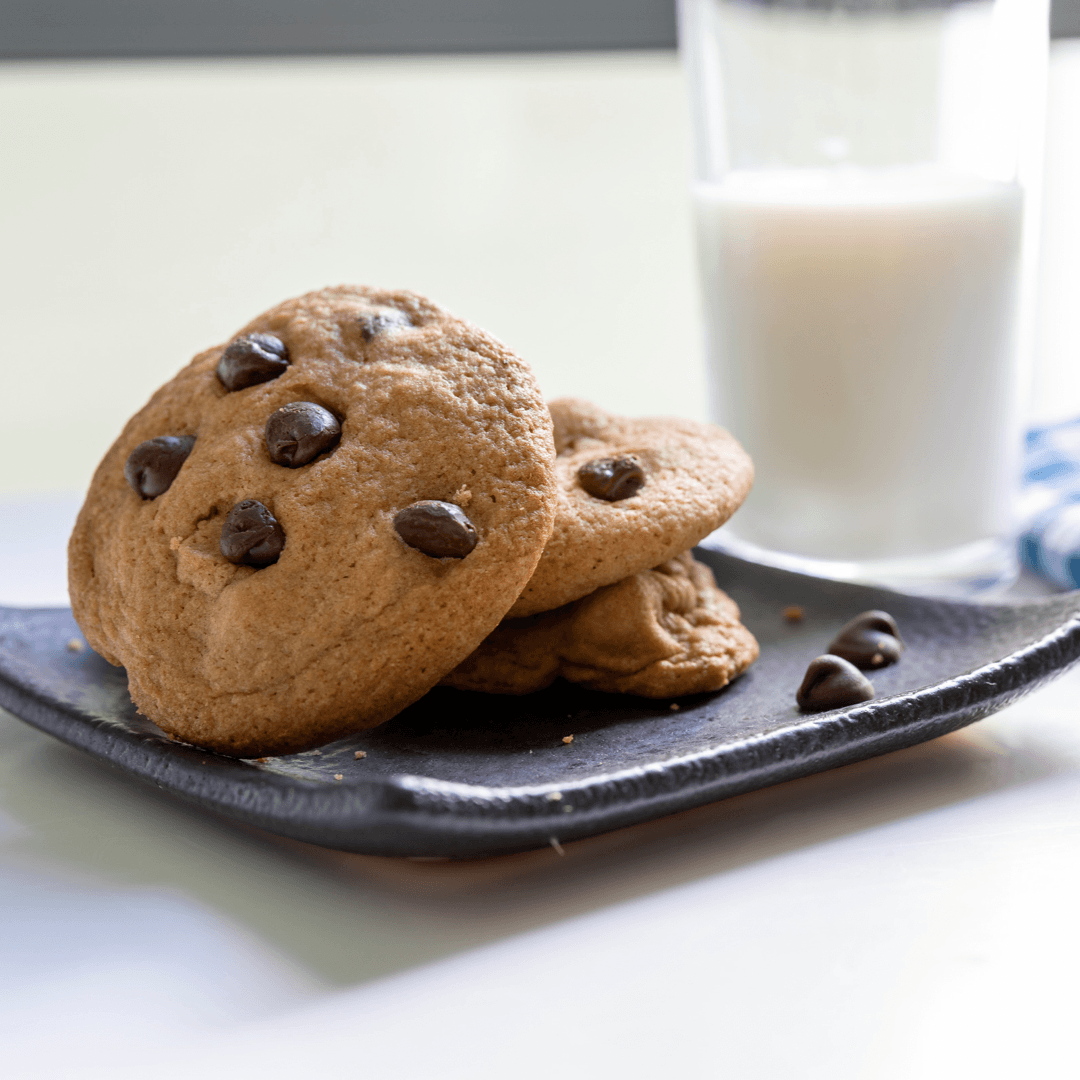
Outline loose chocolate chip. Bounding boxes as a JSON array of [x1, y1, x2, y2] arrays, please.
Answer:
[[124, 435, 196, 499], [577, 456, 646, 502], [358, 310, 411, 341], [217, 333, 290, 391], [265, 402, 341, 467], [393, 500, 478, 559], [219, 500, 285, 567], [796, 655, 875, 712], [827, 610, 904, 669]]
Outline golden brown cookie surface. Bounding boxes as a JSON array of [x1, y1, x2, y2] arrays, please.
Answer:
[[68, 286, 557, 756], [444, 552, 759, 698], [508, 399, 753, 618]]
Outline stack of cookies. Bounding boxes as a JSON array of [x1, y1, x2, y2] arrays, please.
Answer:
[[68, 287, 757, 758]]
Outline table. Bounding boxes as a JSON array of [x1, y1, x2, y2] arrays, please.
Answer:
[[3, 45, 1080, 1079]]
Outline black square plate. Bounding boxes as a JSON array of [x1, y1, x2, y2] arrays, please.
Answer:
[[1, 548, 1078, 858]]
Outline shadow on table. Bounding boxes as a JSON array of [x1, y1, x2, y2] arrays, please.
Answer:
[[0, 685, 1072, 989]]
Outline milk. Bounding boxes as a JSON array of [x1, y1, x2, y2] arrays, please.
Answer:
[[696, 169, 1024, 565]]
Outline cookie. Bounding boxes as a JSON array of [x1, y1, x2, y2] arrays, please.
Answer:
[[68, 286, 558, 756], [444, 551, 759, 697], [507, 399, 753, 618]]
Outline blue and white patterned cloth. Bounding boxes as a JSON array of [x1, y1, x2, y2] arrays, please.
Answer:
[[1021, 418, 1080, 591]]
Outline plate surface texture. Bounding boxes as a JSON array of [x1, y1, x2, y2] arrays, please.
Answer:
[[1, 549, 1078, 858]]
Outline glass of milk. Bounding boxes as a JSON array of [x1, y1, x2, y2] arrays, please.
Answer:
[[679, 0, 1049, 595]]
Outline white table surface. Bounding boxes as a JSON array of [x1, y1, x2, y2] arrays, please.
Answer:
[[3, 45, 1080, 1080]]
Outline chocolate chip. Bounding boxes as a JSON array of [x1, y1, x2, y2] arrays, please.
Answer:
[[796, 655, 875, 712], [827, 610, 904, 669], [577, 456, 646, 502], [219, 500, 285, 567], [217, 333, 290, 391], [265, 402, 341, 467], [393, 501, 478, 559], [124, 435, 195, 499], [358, 310, 411, 341]]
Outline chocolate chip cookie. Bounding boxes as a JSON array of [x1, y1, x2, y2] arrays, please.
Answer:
[[68, 286, 558, 756], [508, 399, 753, 617], [444, 551, 759, 697]]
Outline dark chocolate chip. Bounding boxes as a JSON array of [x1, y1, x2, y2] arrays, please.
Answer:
[[827, 610, 904, 669], [393, 500, 478, 559], [217, 333, 290, 391], [219, 500, 285, 567], [577, 456, 646, 502], [358, 310, 411, 341], [124, 435, 196, 499], [796, 655, 875, 712], [265, 402, 341, 467]]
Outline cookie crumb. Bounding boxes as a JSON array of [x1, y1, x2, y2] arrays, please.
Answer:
[[169, 536, 182, 551], [669, 703, 680, 711], [550, 837, 565, 856], [451, 485, 473, 507], [334, 773, 344, 781], [255, 757, 270, 764], [783, 605, 804, 622], [546, 791, 563, 801], [562, 735, 574, 744], [354, 750, 367, 760], [66, 638, 85, 653]]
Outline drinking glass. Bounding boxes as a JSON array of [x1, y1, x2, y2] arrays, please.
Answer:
[[679, 0, 1049, 594]]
